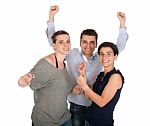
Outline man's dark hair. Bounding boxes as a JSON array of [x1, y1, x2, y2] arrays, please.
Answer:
[[80, 29, 98, 44]]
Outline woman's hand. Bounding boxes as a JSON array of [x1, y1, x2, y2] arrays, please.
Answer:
[[18, 73, 35, 87]]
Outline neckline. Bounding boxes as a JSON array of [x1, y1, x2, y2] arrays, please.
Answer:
[[54, 53, 65, 69], [41, 58, 66, 71], [100, 67, 116, 81], [103, 67, 116, 77], [54, 53, 58, 68], [81, 52, 97, 62]]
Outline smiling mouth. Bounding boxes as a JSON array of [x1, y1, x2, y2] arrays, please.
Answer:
[[64, 49, 69, 51], [85, 49, 91, 51], [102, 60, 109, 63]]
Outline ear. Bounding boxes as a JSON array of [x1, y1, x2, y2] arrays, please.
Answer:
[[95, 42, 97, 47], [114, 54, 118, 61], [80, 41, 82, 47], [52, 43, 56, 50]]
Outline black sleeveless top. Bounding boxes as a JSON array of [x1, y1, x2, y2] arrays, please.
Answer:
[[86, 68, 124, 126], [54, 53, 65, 68]]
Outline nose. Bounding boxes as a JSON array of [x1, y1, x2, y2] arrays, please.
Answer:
[[64, 42, 70, 47], [101, 55, 107, 60], [86, 43, 90, 48]]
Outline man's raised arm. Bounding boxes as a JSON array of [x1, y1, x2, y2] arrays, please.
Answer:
[[46, 5, 59, 46], [116, 12, 129, 53]]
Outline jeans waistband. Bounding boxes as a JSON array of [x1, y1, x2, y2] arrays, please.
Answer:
[[70, 102, 89, 108]]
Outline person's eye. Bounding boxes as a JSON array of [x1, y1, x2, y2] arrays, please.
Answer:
[[59, 41, 63, 44], [82, 41, 87, 44], [107, 53, 112, 56], [67, 40, 70, 44], [100, 53, 104, 56], [90, 41, 96, 45]]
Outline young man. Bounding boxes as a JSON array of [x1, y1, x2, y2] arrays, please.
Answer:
[[46, 5, 128, 126]]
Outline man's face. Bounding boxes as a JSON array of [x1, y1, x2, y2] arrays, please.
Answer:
[[80, 35, 97, 58]]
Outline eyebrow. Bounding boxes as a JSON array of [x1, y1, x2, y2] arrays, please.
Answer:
[[107, 51, 113, 53], [57, 39, 66, 42], [81, 40, 95, 43], [90, 41, 96, 43], [100, 51, 113, 54]]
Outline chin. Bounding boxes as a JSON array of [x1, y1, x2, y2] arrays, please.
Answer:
[[102, 64, 108, 67], [63, 51, 69, 55], [84, 52, 93, 55]]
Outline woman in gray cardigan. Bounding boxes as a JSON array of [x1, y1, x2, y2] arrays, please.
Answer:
[[18, 30, 72, 126]]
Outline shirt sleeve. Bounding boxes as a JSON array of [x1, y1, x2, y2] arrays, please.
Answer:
[[66, 48, 82, 79], [116, 28, 129, 53], [46, 22, 55, 46], [29, 60, 52, 90]]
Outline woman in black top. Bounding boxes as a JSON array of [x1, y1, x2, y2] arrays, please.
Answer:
[[76, 42, 124, 126]]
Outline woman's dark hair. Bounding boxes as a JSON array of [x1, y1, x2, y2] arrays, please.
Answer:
[[97, 42, 119, 56], [51, 30, 69, 43]]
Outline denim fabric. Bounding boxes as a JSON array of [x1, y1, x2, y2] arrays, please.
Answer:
[[32, 119, 72, 126], [61, 119, 72, 126], [85, 120, 92, 126], [70, 102, 88, 126]]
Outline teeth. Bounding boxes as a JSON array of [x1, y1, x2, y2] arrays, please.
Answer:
[[102, 61, 108, 63], [64, 49, 69, 51]]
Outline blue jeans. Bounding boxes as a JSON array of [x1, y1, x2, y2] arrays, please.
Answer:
[[61, 119, 72, 126], [32, 119, 72, 126], [70, 102, 88, 126], [85, 120, 114, 126], [85, 120, 92, 126]]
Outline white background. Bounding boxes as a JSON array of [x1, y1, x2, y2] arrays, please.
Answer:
[[0, 0, 150, 125]]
